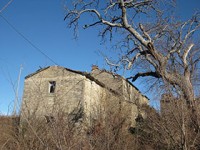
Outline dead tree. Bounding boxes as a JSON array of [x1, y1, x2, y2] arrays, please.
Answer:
[[64, 1, 200, 148], [64, 0, 200, 107]]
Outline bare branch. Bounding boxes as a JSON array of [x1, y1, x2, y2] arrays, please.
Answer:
[[124, 0, 153, 7], [83, 21, 101, 29], [65, 9, 122, 28], [120, 0, 149, 47], [105, 57, 120, 67], [145, 55, 158, 68], [183, 43, 194, 67], [182, 15, 200, 44], [105, 1, 119, 13], [139, 23, 152, 41], [127, 71, 160, 82], [127, 50, 151, 69]]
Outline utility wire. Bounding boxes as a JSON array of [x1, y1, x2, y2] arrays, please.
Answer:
[[0, 0, 13, 13], [0, 14, 59, 65]]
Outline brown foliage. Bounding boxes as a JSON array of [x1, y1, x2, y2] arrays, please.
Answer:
[[135, 97, 200, 150], [1, 98, 200, 150], [0, 111, 145, 150]]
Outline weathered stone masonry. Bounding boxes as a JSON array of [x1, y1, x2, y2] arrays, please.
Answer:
[[21, 66, 149, 127]]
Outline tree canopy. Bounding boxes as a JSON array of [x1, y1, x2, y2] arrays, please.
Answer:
[[64, 0, 200, 106]]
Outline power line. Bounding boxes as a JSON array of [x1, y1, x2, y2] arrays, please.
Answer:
[[13, 64, 23, 116], [0, 0, 13, 14], [0, 14, 59, 65]]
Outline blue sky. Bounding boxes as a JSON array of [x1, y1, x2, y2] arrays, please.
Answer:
[[0, 0, 200, 114]]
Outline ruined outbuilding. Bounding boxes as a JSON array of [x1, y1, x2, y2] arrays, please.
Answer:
[[21, 66, 148, 127]]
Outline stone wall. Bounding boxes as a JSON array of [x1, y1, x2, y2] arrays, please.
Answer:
[[91, 67, 149, 120], [21, 66, 149, 127], [91, 68, 123, 92], [21, 66, 85, 119], [91, 67, 148, 104]]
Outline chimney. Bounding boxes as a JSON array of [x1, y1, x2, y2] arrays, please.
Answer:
[[91, 65, 99, 71]]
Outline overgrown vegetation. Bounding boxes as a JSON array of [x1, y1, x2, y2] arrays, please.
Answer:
[[1, 96, 200, 150], [0, 106, 147, 150]]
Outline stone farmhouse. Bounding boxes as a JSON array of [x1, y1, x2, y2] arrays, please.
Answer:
[[21, 65, 148, 127]]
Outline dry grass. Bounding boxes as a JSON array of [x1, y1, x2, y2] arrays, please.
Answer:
[[0, 109, 150, 150], [1, 98, 200, 149]]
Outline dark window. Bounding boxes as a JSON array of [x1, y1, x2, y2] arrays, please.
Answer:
[[49, 81, 56, 93], [44, 115, 55, 123]]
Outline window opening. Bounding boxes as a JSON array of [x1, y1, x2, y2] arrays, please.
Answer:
[[49, 81, 56, 93], [45, 115, 55, 123]]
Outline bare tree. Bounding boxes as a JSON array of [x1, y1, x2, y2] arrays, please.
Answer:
[[64, 1, 200, 149], [64, 0, 200, 108]]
